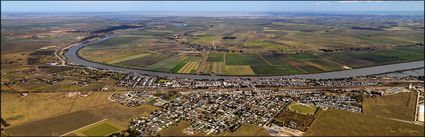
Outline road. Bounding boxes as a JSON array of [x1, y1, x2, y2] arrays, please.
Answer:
[[64, 35, 425, 80]]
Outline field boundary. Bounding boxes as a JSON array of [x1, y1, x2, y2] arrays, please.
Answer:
[[61, 119, 107, 136]]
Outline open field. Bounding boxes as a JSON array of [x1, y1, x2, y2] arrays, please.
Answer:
[[363, 92, 417, 121], [5, 111, 102, 136], [288, 102, 317, 116], [222, 124, 270, 136], [273, 107, 315, 131], [73, 15, 423, 76], [3, 13, 423, 76], [207, 52, 224, 62], [226, 53, 269, 66], [190, 35, 221, 46], [305, 109, 424, 136], [178, 61, 200, 74], [1, 92, 159, 136], [71, 119, 122, 136], [115, 52, 176, 68], [224, 65, 255, 75], [145, 53, 188, 72]]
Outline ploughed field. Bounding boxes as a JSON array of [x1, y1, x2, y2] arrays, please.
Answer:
[[78, 17, 424, 76]]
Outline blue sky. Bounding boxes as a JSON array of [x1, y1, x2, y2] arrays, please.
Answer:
[[1, 1, 424, 12]]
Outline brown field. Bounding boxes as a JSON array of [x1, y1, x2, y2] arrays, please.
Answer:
[[5, 111, 102, 136], [273, 107, 315, 131], [224, 65, 255, 75], [1, 92, 160, 136], [305, 109, 424, 136], [221, 124, 270, 136], [363, 92, 417, 121], [1, 92, 75, 126]]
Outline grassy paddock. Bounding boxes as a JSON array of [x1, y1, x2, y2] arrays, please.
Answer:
[[363, 92, 417, 121], [305, 109, 424, 136], [5, 111, 102, 136], [72, 119, 122, 136], [288, 102, 317, 115]]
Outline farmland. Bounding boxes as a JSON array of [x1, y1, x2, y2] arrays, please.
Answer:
[[5, 111, 102, 136], [76, 16, 424, 76], [71, 119, 122, 136], [305, 109, 424, 136], [363, 92, 417, 121], [1, 92, 159, 136]]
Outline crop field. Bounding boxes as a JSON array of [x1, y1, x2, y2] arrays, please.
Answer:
[[226, 53, 269, 66], [145, 53, 188, 72], [115, 53, 176, 68], [190, 35, 221, 46], [74, 16, 424, 76], [246, 40, 289, 50], [288, 102, 317, 115], [71, 119, 122, 136], [319, 47, 424, 68], [305, 109, 424, 136], [204, 62, 225, 74], [224, 65, 255, 75], [178, 61, 200, 74], [79, 47, 148, 64], [362, 92, 417, 121], [207, 52, 224, 62], [170, 54, 203, 73]]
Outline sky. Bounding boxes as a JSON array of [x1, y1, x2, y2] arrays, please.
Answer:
[[1, 1, 424, 12]]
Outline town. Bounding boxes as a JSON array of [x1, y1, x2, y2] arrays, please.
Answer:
[[123, 86, 418, 136]]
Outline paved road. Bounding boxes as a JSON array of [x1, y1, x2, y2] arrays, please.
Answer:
[[65, 36, 425, 80]]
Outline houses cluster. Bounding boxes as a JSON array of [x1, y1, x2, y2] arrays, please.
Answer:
[[116, 73, 380, 89], [129, 90, 290, 136], [116, 74, 158, 88], [288, 90, 362, 112], [109, 91, 168, 107], [127, 89, 366, 136], [188, 44, 231, 52]]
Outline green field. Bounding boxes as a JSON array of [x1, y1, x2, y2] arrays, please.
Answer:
[[145, 53, 188, 72], [190, 35, 220, 46], [226, 53, 269, 66], [115, 53, 176, 68], [305, 109, 424, 136], [221, 124, 270, 136], [72, 119, 122, 136], [207, 52, 224, 62], [319, 47, 425, 68], [288, 102, 317, 115], [74, 17, 424, 76], [246, 40, 288, 49]]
